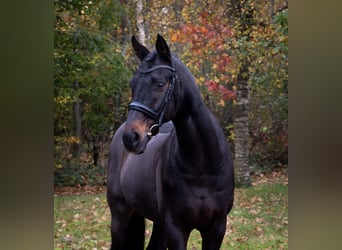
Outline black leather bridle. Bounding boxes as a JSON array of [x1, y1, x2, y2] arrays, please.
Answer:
[[128, 64, 178, 137]]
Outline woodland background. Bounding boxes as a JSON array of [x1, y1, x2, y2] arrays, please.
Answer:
[[54, 0, 288, 187]]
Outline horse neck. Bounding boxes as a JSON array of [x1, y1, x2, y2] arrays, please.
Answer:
[[172, 69, 227, 172]]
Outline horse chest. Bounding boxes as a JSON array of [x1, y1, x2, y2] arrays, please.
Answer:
[[119, 154, 160, 220], [119, 133, 169, 199]]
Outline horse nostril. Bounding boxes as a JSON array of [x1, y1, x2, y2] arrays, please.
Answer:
[[122, 131, 140, 151]]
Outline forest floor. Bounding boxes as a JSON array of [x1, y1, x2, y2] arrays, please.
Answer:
[[54, 168, 288, 249]]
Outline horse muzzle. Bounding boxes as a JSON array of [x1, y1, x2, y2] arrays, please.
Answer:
[[122, 121, 152, 154]]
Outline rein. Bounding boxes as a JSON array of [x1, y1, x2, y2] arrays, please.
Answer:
[[128, 64, 178, 137]]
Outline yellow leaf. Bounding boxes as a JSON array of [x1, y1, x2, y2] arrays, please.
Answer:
[[218, 99, 225, 107]]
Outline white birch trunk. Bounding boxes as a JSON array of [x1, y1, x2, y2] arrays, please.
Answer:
[[136, 0, 145, 45], [233, 75, 251, 187]]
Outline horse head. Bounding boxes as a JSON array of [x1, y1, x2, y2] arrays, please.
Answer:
[[122, 34, 179, 154]]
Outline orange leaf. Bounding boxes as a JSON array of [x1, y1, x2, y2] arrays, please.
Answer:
[[171, 33, 178, 42], [201, 26, 208, 33]]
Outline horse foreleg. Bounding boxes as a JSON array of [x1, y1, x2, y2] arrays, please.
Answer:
[[164, 217, 190, 250], [109, 210, 145, 250], [146, 222, 167, 250], [126, 212, 145, 249], [200, 216, 227, 250], [108, 192, 145, 250], [109, 213, 129, 250]]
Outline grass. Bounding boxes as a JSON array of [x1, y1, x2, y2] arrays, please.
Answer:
[[54, 171, 288, 249]]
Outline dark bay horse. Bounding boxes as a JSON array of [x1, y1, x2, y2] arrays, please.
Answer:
[[107, 34, 234, 250]]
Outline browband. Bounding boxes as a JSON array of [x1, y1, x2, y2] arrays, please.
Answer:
[[139, 65, 176, 74]]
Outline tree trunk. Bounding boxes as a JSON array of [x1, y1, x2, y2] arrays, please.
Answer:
[[136, 0, 145, 45], [72, 80, 82, 157], [119, 0, 131, 57], [228, 0, 253, 187], [233, 68, 251, 187], [93, 138, 99, 166]]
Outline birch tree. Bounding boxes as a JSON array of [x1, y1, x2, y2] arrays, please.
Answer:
[[136, 0, 145, 45], [228, 0, 253, 187]]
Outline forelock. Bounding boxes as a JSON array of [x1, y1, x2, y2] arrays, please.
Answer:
[[143, 51, 157, 63]]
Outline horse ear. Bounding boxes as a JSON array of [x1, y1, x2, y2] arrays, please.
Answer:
[[131, 36, 150, 61], [156, 34, 171, 61]]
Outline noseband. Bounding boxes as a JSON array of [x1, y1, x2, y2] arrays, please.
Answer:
[[128, 64, 178, 137]]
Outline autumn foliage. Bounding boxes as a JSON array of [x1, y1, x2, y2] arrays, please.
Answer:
[[170, 6, 237, 104], [169, 1, 288, 170]]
